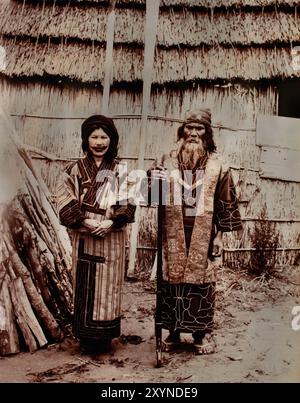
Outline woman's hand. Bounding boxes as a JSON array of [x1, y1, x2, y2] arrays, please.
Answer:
[[91, 219, 114, 237], [82, 218, 113, 237], [82, 218, 101, 232], [212, 231, 223, 257]]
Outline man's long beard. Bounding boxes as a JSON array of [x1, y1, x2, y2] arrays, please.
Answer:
[[179, 141, 206, 170]]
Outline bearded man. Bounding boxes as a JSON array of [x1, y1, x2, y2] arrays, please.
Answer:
[[150, 109, 242, 354]]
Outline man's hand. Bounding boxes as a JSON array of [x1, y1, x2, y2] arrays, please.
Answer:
[[212, 231, 223, 257], [151, 165, 168, 181]]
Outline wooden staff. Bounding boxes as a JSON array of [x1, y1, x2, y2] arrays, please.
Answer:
[[155, 178, 164, 368]]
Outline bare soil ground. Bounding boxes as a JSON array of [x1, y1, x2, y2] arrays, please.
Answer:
[[1, 267, 299, 383]]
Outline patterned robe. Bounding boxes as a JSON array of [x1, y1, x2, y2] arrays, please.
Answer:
[[149, 151, 242, 334], [57, 154, 135, 341]]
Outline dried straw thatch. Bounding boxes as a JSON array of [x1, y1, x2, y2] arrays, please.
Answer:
[[33, 0, 300, 8], [1, 37, 298, 83], [158, 0, 300, 6], [1, 0, 299, 85], [1, 2, 299, 46]]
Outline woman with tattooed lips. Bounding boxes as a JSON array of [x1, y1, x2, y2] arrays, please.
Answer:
[[57, 115, 136, 355]]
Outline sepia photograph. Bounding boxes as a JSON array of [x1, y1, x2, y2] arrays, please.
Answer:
[[0, 0, 299, 386]]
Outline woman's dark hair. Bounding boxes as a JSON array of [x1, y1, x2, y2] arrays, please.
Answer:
[[81, 115, 119, 162], [177, 122, 217, 154]]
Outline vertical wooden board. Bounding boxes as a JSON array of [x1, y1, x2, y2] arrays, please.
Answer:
[[259, 146, 300, 182], [256, 114, 300, 150]]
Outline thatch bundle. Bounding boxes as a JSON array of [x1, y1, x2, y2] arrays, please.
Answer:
[[1, 3, 299, 46], [0, 111, 72, 355], [1, 37, 298, 83], [1, 0, 299, 85], [24, 0, 300, 7]]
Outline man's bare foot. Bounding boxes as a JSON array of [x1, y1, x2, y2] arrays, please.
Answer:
[[193, 333, 216, 355]]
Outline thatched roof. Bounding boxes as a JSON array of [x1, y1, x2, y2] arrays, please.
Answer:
[[0, 2, 299, 46], [2, 37, 297, 83], [24, 0, 300, 8], [0, 0, 299, 85]]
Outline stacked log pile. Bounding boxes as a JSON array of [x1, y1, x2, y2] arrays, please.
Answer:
[[0, 114, 72, 355]]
